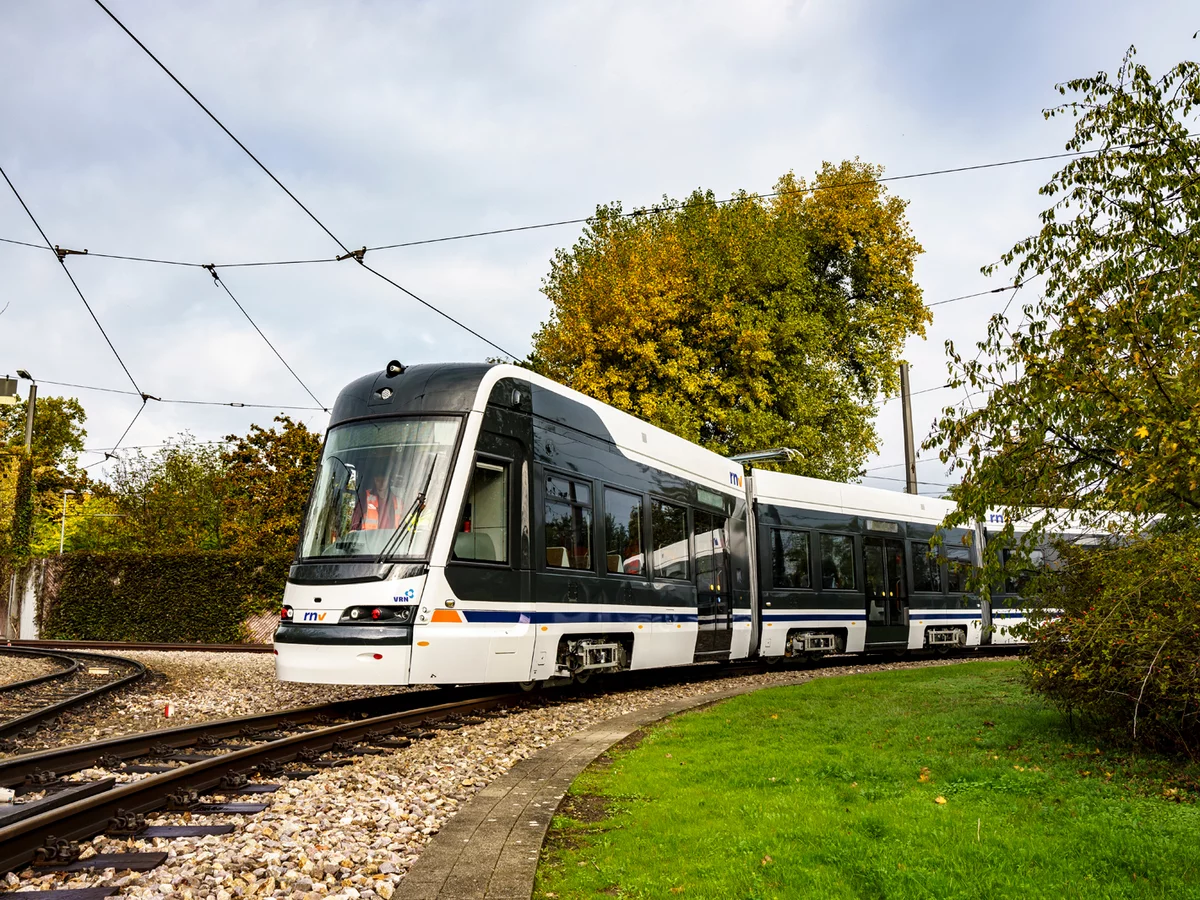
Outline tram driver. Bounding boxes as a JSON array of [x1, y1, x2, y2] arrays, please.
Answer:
[[350, 465, 402, 532]]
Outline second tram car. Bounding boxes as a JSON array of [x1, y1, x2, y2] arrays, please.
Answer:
[[274, 362, 1004, 686]]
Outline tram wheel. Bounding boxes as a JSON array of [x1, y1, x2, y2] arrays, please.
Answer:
[[518, 680, 539, 692], [573, 670, 591, 685]]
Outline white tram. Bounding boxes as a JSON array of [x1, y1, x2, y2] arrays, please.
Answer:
[[275, 362, 1019, 687]]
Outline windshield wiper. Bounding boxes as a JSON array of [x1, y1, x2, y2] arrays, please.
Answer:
[[374, 455, 439, 564]]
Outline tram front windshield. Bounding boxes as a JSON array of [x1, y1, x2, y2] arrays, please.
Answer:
[[299, 416, 459, 561]]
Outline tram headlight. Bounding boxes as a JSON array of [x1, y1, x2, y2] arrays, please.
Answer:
[[339, 605, 416, 624]]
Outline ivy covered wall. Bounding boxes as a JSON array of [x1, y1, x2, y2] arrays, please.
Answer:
[[37, 552, 291, 643]]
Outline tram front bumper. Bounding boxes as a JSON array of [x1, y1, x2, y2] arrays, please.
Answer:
[[273, 623, 413, 685]]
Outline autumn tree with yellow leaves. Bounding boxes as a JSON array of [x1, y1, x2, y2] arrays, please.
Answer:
[[529, 161, 928, 480]]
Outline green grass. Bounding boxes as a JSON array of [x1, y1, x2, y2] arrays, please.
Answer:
[[535, 661, 1200, 900]]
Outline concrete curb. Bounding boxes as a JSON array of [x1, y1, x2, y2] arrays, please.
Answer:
[[395, 674, 811, 900]]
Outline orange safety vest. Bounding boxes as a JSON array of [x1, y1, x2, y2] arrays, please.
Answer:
[[362, 489, 400, 530]]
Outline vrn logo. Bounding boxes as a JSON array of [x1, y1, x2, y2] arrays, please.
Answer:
[[730, 472, 743, 488], [302, 611, 328, 622]]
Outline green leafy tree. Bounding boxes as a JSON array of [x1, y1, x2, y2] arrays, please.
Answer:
[[0, 395, 90, 556], [106, 435, 229, 552], [529, 161, 928, 480], [926, 47, 1200, 751], [927, 46, 1200, 561], [221, 415, 323, 554]]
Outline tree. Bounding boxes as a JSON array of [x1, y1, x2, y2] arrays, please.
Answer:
[[927, 46, 1200, 562], [0, 395, 90, 557], [925, 47, 1200, 752], [106, 436, 229, 552], [0, 395, 88, 476], [529, 161, 928, 480], [221, 415, 323, 554]]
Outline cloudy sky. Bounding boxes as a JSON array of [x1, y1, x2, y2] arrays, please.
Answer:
[[1, 0, 1196, 495]]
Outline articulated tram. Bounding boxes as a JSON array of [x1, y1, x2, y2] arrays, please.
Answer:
[[274, 362, 1022, 686]]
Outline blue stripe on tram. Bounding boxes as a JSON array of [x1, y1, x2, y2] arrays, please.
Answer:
[[461, 610, 700, 625]]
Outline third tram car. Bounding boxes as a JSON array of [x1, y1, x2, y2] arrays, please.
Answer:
[[275, 362, 1021, 686]]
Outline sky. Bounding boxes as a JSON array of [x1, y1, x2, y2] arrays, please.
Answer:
[[1, 0, 1196, 496]]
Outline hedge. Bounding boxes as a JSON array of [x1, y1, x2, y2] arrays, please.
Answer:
[[1024, 530, 1200, 757], [39, 551, 292, 643]]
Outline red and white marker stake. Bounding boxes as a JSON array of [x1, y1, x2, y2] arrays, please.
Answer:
[[163, 702, 174, 718]]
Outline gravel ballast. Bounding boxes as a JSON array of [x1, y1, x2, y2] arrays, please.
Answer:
[[0, 655, 1008, 899], [0, 654, 63, 687], [1, 651, 406, 755]]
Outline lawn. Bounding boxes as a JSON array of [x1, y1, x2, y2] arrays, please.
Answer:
[[535, 661, 1200, 900]]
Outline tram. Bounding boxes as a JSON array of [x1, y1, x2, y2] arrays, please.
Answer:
[[274, 362, 1007, 686]]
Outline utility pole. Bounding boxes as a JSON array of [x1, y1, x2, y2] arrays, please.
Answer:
[[899, 362, 917, 495], [16, 370, 35, 451]]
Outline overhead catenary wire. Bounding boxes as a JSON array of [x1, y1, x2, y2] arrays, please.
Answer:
[[107, 400, 149, 459], [32, 378, 327, 411], [91, 0, 350, 258], [202, 266, 327, 410], [0, 164, 143, 395], [1, 136, 1176, 271], [91, 0, 518, 361], [357, 260, 519, 361]]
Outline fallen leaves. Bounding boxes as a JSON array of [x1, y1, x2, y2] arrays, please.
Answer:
[[761, 855, 773, 866], [918, 767, 932, 783], [935, 796, 947, 805]]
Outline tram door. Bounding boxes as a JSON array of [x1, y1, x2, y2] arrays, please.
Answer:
[[693, 511, 732, 657], [863, 537, 909, 645]]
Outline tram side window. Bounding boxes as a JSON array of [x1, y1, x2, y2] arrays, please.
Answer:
[[694, 511, 728, 591], [453, 461, 508, 563], [911, 540, 941, 592], [944, 545, 973, 593], [819, 534, 856, 590], [771, 528, 811, 589], [650, 499, 689, 580], [545, 475, 593, 570], [604, 488, 644, 575]]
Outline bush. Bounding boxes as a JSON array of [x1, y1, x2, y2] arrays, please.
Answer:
[[1024, 530, 1200, 757], [39, 551, 291, 643]]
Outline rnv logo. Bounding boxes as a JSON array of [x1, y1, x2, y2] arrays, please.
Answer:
[[302, 612, 328, 622]]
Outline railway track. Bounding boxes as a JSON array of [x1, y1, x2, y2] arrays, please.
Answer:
[[0, 683, 523, 876], [0, 648, 147, 744]]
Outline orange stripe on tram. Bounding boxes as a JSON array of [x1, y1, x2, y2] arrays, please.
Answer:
[[430, 608, 464, 623]]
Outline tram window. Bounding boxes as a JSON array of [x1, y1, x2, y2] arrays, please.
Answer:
[[944, 545, 973, 593], [650, 499, 689, 580], [819, 534, 856, 590], [694, 511, 728, 591], [771, 529, 811, 589], [911, 540, 941, 592], [604, 488, 645, 576], [544, 475, 593, 570], [453, 461, 508, 564]]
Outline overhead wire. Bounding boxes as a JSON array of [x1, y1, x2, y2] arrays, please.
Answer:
[[33, 378, 327, 411], [91, 0, 519, 361], [202, 266, 327, 410], [0, 137, 1170, 271], [0, 164, 143, 396]]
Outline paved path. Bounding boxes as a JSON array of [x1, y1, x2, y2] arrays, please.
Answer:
[[396, 675, 809, 900]]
